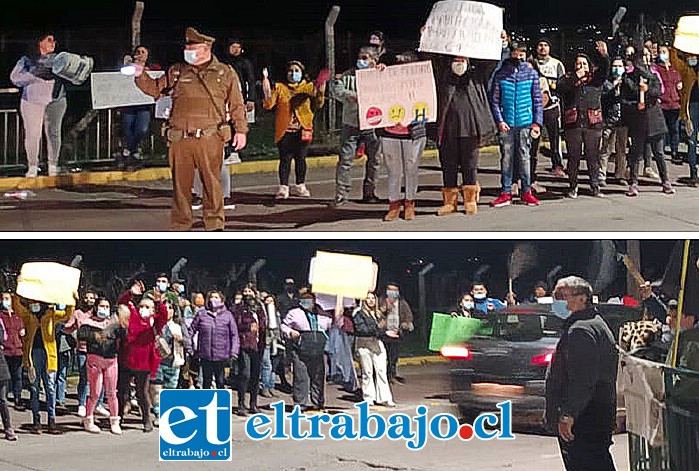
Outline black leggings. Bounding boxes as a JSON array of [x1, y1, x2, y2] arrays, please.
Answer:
[[278, 131, 309, 185], [237, 349, 262, 406], [201, 359, 227, 389], [118, 369, 151, 425], [439, 134, 479, 187]]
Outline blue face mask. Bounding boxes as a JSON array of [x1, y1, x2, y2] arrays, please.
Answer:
[[689, 58, 698, 68], [30, 303, 41, 314], [299, 300, 314, 311], [552, 300, 571, 319], [1, 299, 10, 310], [178, 285, 185, 294], [658, 53, 669, 63], [356, 59, 370, 69], [462, 301, 475, 310], [473, 293, 487, 301], [611, 66, 624, 78], [97, 307, 110, 319], [157, 282, 168, 292], [288, 71, 302, 83]]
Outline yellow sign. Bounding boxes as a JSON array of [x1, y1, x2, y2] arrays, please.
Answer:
[[309, 251, 378, 299], [16, 262, 81, 306], [674, 16, 699, 55]]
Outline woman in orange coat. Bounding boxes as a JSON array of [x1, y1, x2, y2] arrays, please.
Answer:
[[263, 61, 327, 200]]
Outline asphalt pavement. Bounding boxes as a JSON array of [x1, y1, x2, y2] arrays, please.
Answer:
[[0, 362, 631, 471], [0, 149, 697, 231]]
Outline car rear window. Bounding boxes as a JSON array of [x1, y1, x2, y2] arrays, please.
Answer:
[[473, 314, 563, 341]]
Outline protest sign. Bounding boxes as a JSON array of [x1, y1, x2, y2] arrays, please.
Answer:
[[356, 61, 437, 130], [91, 70, 164, 110], [16, 262, 81, 306], [419, 0, 503, 60], [429, 313, 483, 351], [674, 16, 699, 55], [315, 294, 356, 312], [309, 251, 378, 300]]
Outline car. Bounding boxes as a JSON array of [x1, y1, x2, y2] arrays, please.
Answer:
[[442, 303, 641, 431]]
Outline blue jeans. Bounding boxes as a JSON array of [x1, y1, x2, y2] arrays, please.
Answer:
[[56, 351, 71, 404], [30, 348, 56, 423], [260, 346, 275, 389], [153, 364, 180, 415], [687, 101, 699, 180], [498, 126, 533, 194], [122, 107, 152, 154]]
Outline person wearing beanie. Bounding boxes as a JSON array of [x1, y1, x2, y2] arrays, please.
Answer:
[[534, 38, 566, 177]]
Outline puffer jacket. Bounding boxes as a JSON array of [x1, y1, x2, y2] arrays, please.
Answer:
[[10, 54, 66, 105], [189, 305, 240, 361], [489, 59, 543, 128], [232, 302, 267, 352]]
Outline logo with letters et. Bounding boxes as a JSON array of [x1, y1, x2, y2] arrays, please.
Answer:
[[159, 389, 232, 462]]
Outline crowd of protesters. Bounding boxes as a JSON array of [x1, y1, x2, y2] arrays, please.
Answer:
[[7, 21, 699, 226], [0, 274, 417, 440]]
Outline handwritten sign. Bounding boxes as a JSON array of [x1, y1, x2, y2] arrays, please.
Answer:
[[674, 16, 699, 55], [90, 70, 164, 110], [309, 251, 378, 300], [419, 0, 503, 60], [16, 262, 81, 306], [356, 61, 437, 130]]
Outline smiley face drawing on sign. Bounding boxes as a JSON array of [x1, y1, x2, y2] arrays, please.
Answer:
[[412, 102, 429, 124], [389, 104, 406, 124], [366, 107, 383, 126]]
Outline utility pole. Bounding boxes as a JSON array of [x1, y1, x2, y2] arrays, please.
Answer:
[[132, 2, 145, 51], [325, 6, 341, 131], [418, 263, 435, 343], [626, 240, 642, 300]]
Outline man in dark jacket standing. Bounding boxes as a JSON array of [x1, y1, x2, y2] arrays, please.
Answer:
[[379, 283, 414, 384], [227, 39, 256, 115], [546, 276, 618, 471]]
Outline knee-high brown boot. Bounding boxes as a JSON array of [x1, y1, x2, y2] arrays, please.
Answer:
[[462, 185, 479, 215], [437, 188, 459, 216]]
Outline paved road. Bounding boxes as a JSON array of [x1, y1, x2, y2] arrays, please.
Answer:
[[1, 150, 697, 231], [1, 363, 630, 470]]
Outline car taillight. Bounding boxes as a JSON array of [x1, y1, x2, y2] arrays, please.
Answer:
[[440, 345, 471, 360], [531, 352, 553, 366]]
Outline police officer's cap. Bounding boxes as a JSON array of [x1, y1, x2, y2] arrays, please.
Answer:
[[185, 27, 215, 46]]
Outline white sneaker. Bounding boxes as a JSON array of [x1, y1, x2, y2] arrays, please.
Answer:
[[531, 182, 547, 194], [78, 405, 87, 418], [275, 185, 290, 199], [25, 166, 39, 178], [48, 165, 58, 177], [95, 405, 110, 418], [223, 197, 236, 210], [291, 184, 311, 197], [644, 167, 659, 180]]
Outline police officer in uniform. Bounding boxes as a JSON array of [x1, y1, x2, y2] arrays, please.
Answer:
[[134, 27, 248, 231]]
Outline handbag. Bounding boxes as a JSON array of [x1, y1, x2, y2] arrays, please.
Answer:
[[300, 128, 314, 143], [154, 325, 172, 359], [564, 108, 579, 125]]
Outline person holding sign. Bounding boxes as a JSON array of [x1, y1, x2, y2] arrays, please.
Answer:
[[433, 53, 497, 216], [489, 42, 544, 208], [263, 61, 327, 200], [10, 32, 68, 178], [12, 293, 75, 434], [133, 27, 249, 231], [329, 47, 383, 207]]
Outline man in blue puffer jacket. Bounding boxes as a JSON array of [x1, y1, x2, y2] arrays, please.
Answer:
[[489, 42, 544, 207]]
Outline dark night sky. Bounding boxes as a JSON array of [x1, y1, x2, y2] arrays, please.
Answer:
[[2, 1, 697, 37]]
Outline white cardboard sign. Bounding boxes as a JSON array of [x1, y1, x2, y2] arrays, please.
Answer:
[[90, 70, 164, 110]]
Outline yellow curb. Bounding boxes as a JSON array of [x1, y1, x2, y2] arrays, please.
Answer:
[[0, 145, 501, 192]]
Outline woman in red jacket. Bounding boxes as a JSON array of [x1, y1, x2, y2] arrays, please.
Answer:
[[117, 281, 168, 432], [232, 284, 266, 416]]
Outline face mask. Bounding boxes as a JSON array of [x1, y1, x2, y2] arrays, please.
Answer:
[[178, 285, 185, 294], [451, 62, 467, 76], [356, 59, 370, 69], [184, 49, 198, 65], [139, 307, 152, 319], [502, 40, 509, 49], [157, 282, 168, 292], [473, 293, 487, 301], [299, 299, 314, 311], [462, 301, 475, 310], [1, 299, 10, 310], [209, 299, 223, 309], [513, 57, 525, 64], [288, 71, 302, 83], [244, 295, 256, 305], [30, 303, 41, 314], [386, 290, 399, 299], [612, 66, 624, 78], [85, 300, 95, 307], [659, 53, 669, 63], [369, 39, 381, 47], [689, 58, 698, 67], [97, 307, 110, 319], [625, 65, 635, 74], [286, 284, 295, 294], [552, 300, 571, 319]]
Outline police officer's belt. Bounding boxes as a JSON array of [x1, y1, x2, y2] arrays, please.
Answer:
[[167, 127, 219, 142]]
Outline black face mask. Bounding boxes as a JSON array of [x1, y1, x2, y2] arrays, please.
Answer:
[[286, 285, 295, 294], [244, 295, 256, 306]]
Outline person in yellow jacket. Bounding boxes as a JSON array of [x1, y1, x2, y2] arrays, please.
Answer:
[[262, 60, 326, 200], [671, 48, 699, 184], [12, 294, 74, 434]]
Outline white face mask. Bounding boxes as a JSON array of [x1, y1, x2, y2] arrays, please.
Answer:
[[473, 293, 487, 301], [451, 61, 467, 76], [140, 307, 152, 319], [184, 49, 198, 65]]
